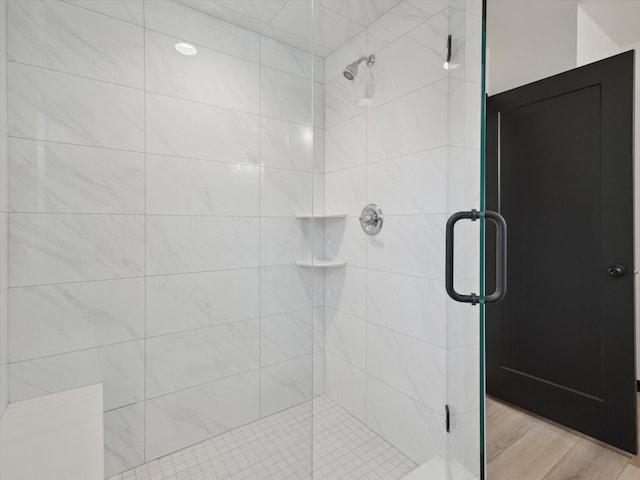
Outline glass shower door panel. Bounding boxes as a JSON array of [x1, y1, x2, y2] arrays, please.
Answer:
[[315, 0, 486, 479], [446, 1, 485, 479]]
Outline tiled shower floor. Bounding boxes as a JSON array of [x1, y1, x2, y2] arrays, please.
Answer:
[[109, 396, 417, 480]]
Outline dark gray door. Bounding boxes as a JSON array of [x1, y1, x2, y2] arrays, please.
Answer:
[[486, 51, 637, 453]]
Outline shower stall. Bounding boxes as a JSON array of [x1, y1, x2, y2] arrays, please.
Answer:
[[0, 0, 485, 478]]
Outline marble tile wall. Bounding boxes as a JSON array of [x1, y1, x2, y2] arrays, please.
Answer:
[[323, 0, 482, 477], [0, 0, 8, 419], [5, 0, 323, 476]]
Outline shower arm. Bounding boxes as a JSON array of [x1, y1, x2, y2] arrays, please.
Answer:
[[355, 55, 375, 67]]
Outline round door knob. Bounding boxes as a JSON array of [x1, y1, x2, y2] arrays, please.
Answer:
[[608, 265, 626, 277]]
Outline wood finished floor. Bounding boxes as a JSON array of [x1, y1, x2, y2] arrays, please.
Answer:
[[487, 395, 640, 480]]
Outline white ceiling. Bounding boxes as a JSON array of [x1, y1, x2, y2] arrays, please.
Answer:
[[174, 0, 402, 57]]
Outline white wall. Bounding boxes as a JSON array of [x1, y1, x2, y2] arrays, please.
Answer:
[[5, 0, 324, 475], [487, 0, 578, 95], [323, 1, 483, 475], [576, 6, 619, 65]]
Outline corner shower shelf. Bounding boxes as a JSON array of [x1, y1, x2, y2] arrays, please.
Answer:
[[295, 213, 347, 219], [295, 259, 347, 268]]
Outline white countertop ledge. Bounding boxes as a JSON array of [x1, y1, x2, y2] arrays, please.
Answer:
[[0, 384, 104, 480]]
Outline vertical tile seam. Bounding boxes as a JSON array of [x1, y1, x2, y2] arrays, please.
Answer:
[[258, 29, 263, 421], [364, 21, 369, 428], [4, 0, 9, 416], [142, 0, 147, 466], [309, 2, 317, 474]]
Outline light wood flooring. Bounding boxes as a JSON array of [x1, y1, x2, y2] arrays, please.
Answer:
[[487, 395, 640, 480]]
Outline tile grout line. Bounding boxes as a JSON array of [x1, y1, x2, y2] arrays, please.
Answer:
[[6, 261, 469, 291], [364, 16, 370, 429], [142, 0, 148, 467], [258, 31, 263, 421], [7, 58, 323, 134], [309, 5, 318, 473], [3, 0, 10, 415]]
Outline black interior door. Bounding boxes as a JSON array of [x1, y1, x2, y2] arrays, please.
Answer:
[[486, 51, 637, 453]]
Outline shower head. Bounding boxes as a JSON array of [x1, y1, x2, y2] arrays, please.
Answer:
[[343, 54, 375, 81], [343, 63, 357, 81]]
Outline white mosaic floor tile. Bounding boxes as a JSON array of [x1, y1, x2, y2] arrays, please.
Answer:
[[109, 396, 417, 480]]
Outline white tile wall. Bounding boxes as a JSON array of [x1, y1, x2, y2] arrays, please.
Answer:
[[366, 0, 449, 53], [146, 155, 259, 216], [367, 375, 447, 464], [9, 278, 145, 362], [103, 403, 145, 477], [260, 265, 314, 316], [144, 0, 259, 62], [7, 0, 144, 88], [325, 309, 365, 372], [145, 29, 260, 113], [367, 148, 448, 215], [9, 139, 145, 215], [366, 79, 449, 162], [325, 266, 367, 319], [325, 165, 367, 216], [145, 370, 261, 461], [367, 323, 447, 410], [260, 217, 314, 266], [260, 167, 313, 216], [260, 117, 314, 171], [261, 310, 314, 366], [261, 67, 312, 124], [9, 213, 145, 286], [325, 352, 366, 422], [64, 0, 144, 26], [4, 1, 483, 478], [367, 269, 447, 346], [8, 63, 144, 151], [367, 214, 447, 279], [5, 1, 324, 477], [145, 92, 259, 163], [146, 319, 260, 398], [9, 340, 145, 411], [325, 113, 366, 172], [369, 8, 449, 106], [261, 355, 313, 416], [145, 216, 259, 275], [145, 269, 260, 337]]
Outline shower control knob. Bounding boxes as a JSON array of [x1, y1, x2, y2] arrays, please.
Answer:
[[608, 265, 626, 277], [359, 204, 383, 236]]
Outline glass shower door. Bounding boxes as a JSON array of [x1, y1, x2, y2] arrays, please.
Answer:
[[315, 0, 487, 478]]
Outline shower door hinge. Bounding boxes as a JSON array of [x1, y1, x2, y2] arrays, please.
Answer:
[[445, 404, 450, 433]]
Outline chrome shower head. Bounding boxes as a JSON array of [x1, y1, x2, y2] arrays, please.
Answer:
[[343, 63, 357, 81], [343, 54, 375, 81]]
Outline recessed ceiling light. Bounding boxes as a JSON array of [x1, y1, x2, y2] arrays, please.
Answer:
[[175, 42, 197, 56]]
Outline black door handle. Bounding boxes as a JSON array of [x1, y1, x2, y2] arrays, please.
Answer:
[[608, 265, 626, 277], [446, 210, 507, 305]]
